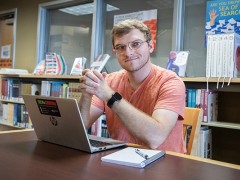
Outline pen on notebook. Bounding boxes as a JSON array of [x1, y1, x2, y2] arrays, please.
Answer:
[[135, 149, 149, 159]]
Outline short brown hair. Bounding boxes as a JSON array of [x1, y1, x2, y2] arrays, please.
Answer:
[[111, 19, 152, 46]]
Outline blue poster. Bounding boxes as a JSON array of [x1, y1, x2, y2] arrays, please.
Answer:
[[206, 0, 240, 35]]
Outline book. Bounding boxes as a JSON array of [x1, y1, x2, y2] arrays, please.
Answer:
[[70, 57, 87, 75], [33, 60, 45, 75], [166, 51, 189, 77], [44, 53, 67, 75], [90, 54, 110, 73], [50, 81, 67, 97], [207, 91, 218, 122], [67, 82, 82, 101], [202, 89, 218, 123], [11, 79, 21, 101], [31, 84, 41, 95], [101, 147, 165, 168], [197, 127, 212, 159], [41, 80, 51, 96], [0, 68, 28, 74]]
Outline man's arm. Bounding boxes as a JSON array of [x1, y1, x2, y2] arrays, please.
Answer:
[[111, 98, 178, 149], [78, 70, 104, 129], [81, 70, 181, 149]]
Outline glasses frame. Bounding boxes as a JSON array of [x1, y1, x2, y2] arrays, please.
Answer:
[[113, 40, 149, 54]]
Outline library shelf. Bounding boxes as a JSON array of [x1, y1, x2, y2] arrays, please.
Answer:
[[182, 77, 240, 165], [0, 74, 82, 130], [201, 122, 240, 130]]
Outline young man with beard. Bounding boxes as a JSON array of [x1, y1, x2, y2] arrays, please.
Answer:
[[79, 19, 186, 153]]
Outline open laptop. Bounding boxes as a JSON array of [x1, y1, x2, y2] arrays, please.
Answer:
[[22, 94, 126, 153]]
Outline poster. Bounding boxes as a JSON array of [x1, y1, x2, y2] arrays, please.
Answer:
[[1, 45, 11, 59], [205, 0, 240, 36]]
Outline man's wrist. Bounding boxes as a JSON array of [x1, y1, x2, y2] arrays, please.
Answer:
[[107, 92, 122, 108]]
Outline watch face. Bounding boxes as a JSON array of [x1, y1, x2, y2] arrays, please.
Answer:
[[107, 92, 122, 108], [114, 92, 122, 100]]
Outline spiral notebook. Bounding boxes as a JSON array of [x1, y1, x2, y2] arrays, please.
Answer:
[[101, 147, 165, 168]]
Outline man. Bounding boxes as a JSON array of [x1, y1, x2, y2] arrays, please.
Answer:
[[79, 19, 186, 153]]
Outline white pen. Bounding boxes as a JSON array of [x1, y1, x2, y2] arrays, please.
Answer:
[[135, 149, 149, 159]]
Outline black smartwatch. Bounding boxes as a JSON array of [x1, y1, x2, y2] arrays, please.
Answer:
[[107, 92, 122, 108]]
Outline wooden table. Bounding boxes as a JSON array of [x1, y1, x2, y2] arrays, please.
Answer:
[[0, 130, 239, 180]]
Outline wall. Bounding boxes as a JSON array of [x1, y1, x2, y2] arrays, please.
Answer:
[[0, 0, 52, 72]]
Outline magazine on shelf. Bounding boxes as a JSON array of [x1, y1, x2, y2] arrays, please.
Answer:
[[101, 147, 165, 168], [44, 53, 67, 75], [70, 57, 87, 75], [166, 51, 190, 77], [90, 54, 110, 72]]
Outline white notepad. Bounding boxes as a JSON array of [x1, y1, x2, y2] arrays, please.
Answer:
[[101, 147, 165, 168]]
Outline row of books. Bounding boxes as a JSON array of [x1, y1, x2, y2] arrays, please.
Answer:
[[1, 78, 82, 102], [0, 103, 32, 128], [90, 114, 110, 138], [185, 126, 212, 159], [186, 88, 218, 123], [40, 80, 82, 101], [206, 33, 240, 80], [197, 127, 212, 159]]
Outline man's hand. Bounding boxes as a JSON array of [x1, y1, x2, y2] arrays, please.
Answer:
[[81, 69, 114, 102]]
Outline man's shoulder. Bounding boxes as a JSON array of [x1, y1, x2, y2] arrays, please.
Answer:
[[106, 70, 126, 80], [152, 64, 182, 80]]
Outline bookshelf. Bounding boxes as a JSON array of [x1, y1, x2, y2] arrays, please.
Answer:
[[0, 75, 239, 164], [182, 77, 240, 165], [0, 74, 81, 129]]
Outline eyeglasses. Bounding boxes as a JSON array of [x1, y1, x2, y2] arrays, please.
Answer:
[[114, 40, 148, 53]]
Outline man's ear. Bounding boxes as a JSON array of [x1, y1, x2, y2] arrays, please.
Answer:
[[112, 46, 116, 53], [148, 40, 154, 53]]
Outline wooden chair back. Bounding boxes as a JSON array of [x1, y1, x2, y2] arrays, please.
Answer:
[[183, 107, 203, 155]]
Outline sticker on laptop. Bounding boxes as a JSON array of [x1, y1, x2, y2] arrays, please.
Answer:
[[36, 99, 61, 117]]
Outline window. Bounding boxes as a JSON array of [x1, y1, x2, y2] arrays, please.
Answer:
[[104, 0, 174, 72], [39, 0, 94, 74], [0, 10, 16, 68], [38, 0, 207, 77], [184, 0, 206, 77]]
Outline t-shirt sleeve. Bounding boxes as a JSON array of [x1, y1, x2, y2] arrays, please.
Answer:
[[154, 75, 186, 120]]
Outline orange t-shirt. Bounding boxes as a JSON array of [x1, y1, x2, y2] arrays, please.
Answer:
[[92, 64, 186, 153]]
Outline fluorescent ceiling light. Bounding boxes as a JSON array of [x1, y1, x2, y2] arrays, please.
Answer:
[[59, 3, 119, 16]]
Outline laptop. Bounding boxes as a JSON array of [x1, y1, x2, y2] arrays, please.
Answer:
[[22, 94, 126, 153]]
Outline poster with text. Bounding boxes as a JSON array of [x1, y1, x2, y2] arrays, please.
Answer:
[[206, 0, 240, 36]]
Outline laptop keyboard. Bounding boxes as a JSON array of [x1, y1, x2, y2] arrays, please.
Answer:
[[89, 139, 112, 147]]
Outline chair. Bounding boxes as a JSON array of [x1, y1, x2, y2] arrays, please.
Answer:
[[183, 107, 203, 155]]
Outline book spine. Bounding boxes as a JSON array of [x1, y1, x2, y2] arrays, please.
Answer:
[[202, 89, 207, 122], [191, 89, 196, 108], [41, 81, 51, 96], [187, 88, 192, 107]]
